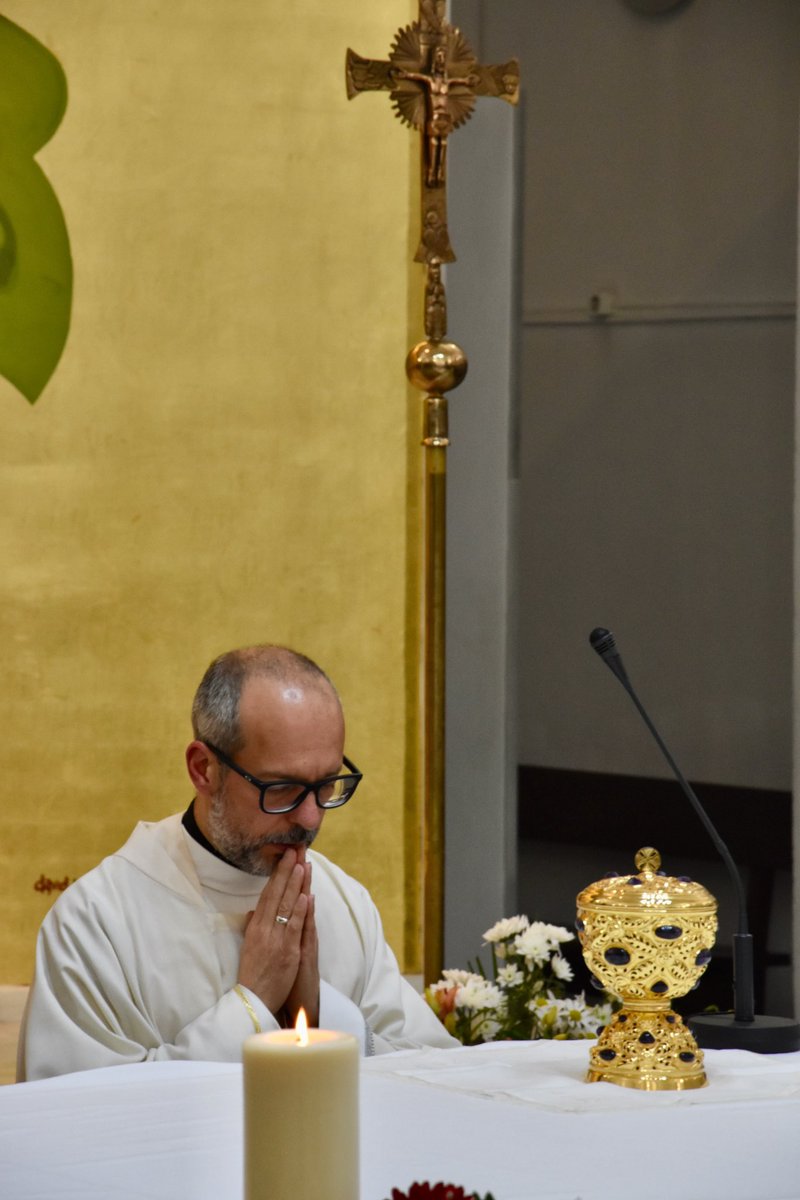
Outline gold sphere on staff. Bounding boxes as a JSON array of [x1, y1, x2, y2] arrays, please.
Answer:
[[405, 339, 468, 394]]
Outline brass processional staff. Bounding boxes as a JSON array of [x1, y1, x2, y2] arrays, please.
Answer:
[[346, 1, 519, 981]]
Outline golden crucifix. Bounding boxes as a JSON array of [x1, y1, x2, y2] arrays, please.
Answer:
[[346, 1, 519, 982]]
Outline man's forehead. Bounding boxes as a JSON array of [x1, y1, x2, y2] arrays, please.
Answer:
[[237, 673, 345, 767], [239, 672, 339, 714]]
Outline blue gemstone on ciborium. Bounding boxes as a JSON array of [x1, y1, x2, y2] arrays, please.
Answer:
[[651, 981, 669, 994], [604, 947, 631, 966], [599, 1049, 616, 1061], [639, 1032, 655, 1045], [655, 925, 683, 940], [695, 949, 712, 966]]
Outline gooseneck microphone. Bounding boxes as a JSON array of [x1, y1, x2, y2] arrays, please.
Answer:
[[589, 626, 800, 1053]]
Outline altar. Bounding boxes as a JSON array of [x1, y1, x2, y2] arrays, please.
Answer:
[[3, 1041, 799, 1199]]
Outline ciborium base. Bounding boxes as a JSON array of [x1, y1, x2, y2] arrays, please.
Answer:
[[587, 1007, 706, 1091]]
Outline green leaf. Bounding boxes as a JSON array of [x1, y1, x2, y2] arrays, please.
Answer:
[[0, 16, 72, 404]]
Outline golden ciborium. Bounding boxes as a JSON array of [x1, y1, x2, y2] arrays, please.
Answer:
[[577, 847, 717, 1090]]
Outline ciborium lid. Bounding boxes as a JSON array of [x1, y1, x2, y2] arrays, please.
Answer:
[[577, 847, 716, 915]]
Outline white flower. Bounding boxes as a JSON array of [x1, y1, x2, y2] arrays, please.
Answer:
[[528, 990, 608, 1039], [512, 924, 551, 965], [538, 922, 574, 947], [579, 995, 614, 1034], [528, 990, 558, 1014], [483, 915, 530, 943], [513, 921, 574, 965], [440, 968, 482, 988], [456, 978, 505, 1012], [433, 971, 505, 1015], [496, 964, 524, 988], [551, 955, 574, 982], [471, 1012, 504, 1041]]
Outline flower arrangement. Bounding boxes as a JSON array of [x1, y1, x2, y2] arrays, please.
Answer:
[[386, 1185, 495, 1200], [425, 915, 614, 1044]]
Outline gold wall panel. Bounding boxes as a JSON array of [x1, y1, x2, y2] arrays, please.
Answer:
[[0, 0, 421, 981]]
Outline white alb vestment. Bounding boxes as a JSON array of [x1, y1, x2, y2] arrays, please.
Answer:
[[19, 814, 456, 1080]]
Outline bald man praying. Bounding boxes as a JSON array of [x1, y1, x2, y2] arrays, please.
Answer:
[[18, 645, 456, 1080]]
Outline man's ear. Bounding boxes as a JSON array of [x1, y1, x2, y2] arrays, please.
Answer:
[[185, 741, 217, 796]]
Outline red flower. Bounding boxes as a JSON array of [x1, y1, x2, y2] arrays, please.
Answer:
[[433, 986, 459, 1019], [389, 1184, 492, 1200]]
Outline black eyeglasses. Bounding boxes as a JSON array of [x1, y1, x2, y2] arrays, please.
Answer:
[[204, 742, 362, 815]]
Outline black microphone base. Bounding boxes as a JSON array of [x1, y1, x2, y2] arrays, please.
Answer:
[[689, 1012, 800, 1054]]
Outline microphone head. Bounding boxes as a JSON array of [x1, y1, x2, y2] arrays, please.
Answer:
[[589, 627, 616, 657], [589, 626, 631, 688]]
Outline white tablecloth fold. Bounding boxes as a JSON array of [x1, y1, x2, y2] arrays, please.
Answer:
[[362, 1038, 800, 1111]]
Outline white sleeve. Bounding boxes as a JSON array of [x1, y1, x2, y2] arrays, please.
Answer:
[[19, 943, 280, 1081], [349, 887, 459, 1054], [18, 901, 278, 1081], [319, 980, 368, 1054]]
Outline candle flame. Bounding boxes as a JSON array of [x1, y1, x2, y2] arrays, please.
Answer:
[[295, 1007, 309, 1046]]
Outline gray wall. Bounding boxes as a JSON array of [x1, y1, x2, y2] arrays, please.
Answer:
[[444, 97, 519, 968], [447, 0, 799, 1000], [496, 0, 798, 788]]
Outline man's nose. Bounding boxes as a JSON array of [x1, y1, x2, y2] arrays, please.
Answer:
[[294, 789, 323, 829]]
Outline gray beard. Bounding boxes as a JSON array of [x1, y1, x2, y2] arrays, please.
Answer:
[[206, 788, 317, 876]]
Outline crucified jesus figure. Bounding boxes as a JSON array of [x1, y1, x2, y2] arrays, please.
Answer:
[[392, 46, 478, 187], [345, 13, 519, 262]]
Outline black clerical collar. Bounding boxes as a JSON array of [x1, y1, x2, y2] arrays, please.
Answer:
[[182, 800, 239, 868]]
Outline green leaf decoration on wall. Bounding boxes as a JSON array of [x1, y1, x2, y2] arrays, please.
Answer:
[[0, 16, 72, 404]]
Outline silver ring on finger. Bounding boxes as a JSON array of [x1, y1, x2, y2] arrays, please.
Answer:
[[275, 914, 289, 926]]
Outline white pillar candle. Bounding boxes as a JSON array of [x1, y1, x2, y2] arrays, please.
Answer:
[[243, 1023, 359, 1200]]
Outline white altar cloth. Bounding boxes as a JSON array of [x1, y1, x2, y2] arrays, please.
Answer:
[[2, 1040, 800, 1200]]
